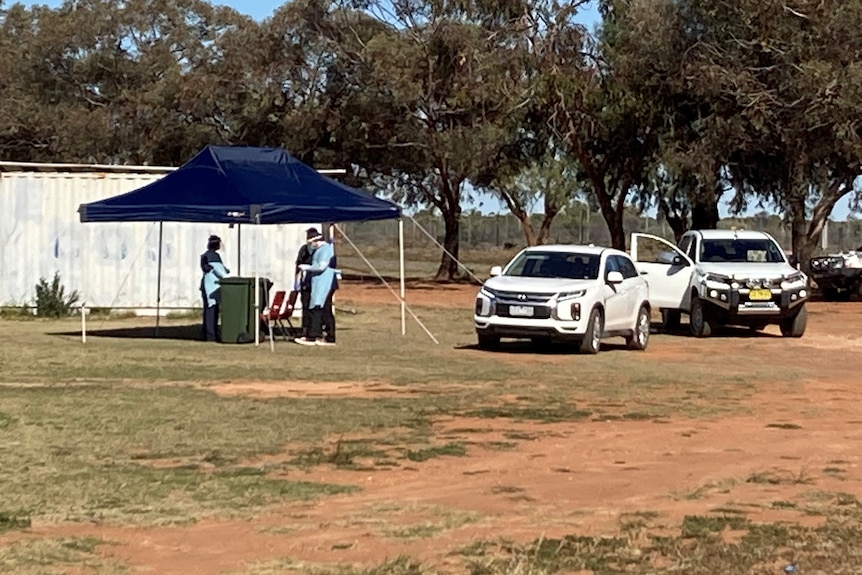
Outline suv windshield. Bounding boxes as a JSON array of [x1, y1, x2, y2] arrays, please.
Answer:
[[505, 251, 600, 280], [700, 239, 786, 263]]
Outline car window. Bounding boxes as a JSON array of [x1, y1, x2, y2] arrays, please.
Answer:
[[685, 237, 698, 260], [604, 256, 619, 278], [616, 256, 640, 279], [505, 251, 601, 280], [679, 236, 692, 254], [700, 238, 786, 263]]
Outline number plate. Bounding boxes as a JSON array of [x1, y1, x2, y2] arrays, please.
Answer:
[[509, 305, 534, 317], [749, 289, 772, 301]]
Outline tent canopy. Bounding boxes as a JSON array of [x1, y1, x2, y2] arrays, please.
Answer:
[[78, 145, 401, 224]]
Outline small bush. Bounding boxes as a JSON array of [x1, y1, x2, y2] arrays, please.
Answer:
[[34, 272, 80, 318]]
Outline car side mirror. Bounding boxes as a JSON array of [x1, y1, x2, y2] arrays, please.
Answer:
[[672, 255, 689, 267], [489, 265, 503, 277], [607, 271, 624, 284]]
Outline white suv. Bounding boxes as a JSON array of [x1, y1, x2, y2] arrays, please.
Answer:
[[631, 230, 808, 337], [474, 245, 652, 354]]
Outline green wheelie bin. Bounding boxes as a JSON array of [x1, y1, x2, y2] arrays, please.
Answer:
[[219, 277, 272, 344]]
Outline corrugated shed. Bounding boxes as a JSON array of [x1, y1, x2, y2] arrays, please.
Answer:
[[0, 171, 313, 309]]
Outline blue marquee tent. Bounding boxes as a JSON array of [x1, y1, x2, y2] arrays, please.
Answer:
[[78, 145, 401, 224], [76, 146, 407, 347]]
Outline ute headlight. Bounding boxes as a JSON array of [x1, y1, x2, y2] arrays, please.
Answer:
[[479, 287, 497, 299], [705, 273, 732, 285]]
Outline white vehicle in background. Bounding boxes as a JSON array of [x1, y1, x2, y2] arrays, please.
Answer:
[[473, 245, 652, 354], [631, 229, 809, 338]]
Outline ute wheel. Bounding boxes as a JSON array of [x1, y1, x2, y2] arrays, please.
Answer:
[[780, 305, 807, 338], [689, 295, 714, 338], [661, 309, 682, 332], [626, 305, 651, 351], [477, 334, 500, 350], [579, 308, 603, 354]]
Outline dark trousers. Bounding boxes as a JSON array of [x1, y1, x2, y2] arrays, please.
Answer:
[[308, 306, 324, 340], [202, 293, 219, 342], [300, 290, 311, 337], [322, 287, 336, 343]]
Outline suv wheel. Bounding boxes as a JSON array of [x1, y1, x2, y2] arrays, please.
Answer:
[[477, 334, 500, 350], [689, 295, 714, 338], [579, 308, 603, 354], [780, 305, 807, 338], [627, 305, 651, 351]]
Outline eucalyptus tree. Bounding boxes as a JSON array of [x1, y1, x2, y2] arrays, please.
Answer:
[[300, 0, 540, 280]]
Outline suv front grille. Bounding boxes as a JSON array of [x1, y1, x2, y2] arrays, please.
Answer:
[[492, 291, 553, 305]]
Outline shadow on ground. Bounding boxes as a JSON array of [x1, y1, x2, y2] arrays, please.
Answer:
[[49, 324, 206, 341]]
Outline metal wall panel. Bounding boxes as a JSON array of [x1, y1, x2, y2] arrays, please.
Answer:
[[0, 171, 313, 310]]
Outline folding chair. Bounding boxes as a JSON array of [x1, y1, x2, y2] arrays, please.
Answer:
[[260, 290, 296, 341]]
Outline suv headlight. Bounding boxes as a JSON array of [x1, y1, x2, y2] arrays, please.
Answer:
[[784, 272, 804, 284], [479, 287, 497, 299], [556, 290, 586, 301]]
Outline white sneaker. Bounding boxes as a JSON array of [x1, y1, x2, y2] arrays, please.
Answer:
[[294, 337, 316, 346]]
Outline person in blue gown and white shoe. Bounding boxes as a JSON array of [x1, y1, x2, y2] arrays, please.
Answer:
[[294, 230, 337, 346]]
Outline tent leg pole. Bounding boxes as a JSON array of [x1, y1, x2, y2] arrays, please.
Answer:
[[237, 224, 241, 276], [399, 217, 406, 336], [81, 304, 87, 344], [156, 222, 163, 337], [254, 221, 260, 347]]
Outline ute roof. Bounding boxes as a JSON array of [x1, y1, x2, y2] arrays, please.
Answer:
[[692, 229, 772, 240]]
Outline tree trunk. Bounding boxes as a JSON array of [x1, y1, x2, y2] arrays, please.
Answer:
[[596, 191, 627, 250], [434, 209, 461, 281], [788, 181, 852, 272], [519, 219, 538, 246], [535, 211, 557, 245], [690, 184, 720, 230], [658, 200, 689, 243], [497, 190, 537, 246]]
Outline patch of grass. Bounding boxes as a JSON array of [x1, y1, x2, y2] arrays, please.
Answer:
[[823, 466, 847, 478], [766, 422, 803, 430], [771, 500, 797, 509], [481, 441, 518, 451], [0, 510, 32, 533], [0, 536, 125, 574], [405, 442, 467, 462], [0, 384, 440, 525], [290, 439, 389, 470], [490, 485, 525, 495], [681, 515, 751, 539], [462, 517, 862, 574], [502, 431, 540, 441], [238, 555, 430, 575], [671, 477, 739, 500], [746, 469, 813, 486], [381, 510, 479, 540], [465, 404, 593, 423]]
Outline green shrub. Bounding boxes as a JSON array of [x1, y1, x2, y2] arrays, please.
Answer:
[[34, 272, 80, 318]]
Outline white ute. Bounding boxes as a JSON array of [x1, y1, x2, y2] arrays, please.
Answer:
[[474, 245, 652, 354], [631, 229, 809, 337]]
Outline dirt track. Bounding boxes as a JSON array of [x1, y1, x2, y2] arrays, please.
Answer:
[[14, 284, 862, 574]]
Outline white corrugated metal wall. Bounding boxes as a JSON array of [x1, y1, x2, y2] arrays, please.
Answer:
[[0, 171, 313, 310]]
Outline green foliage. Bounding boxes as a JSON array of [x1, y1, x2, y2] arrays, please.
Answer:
[[34, 272, 79, 318]]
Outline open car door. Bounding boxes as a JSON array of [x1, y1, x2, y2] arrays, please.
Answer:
[[631, 233, 694, 311]]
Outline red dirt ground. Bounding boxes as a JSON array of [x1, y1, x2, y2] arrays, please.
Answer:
[[8, 283, 862, 574]]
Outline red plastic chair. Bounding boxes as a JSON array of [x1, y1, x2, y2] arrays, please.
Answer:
[[261, 290, 296, 341]]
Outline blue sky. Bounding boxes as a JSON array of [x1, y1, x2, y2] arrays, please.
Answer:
[[12, 0, 856, 219]]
